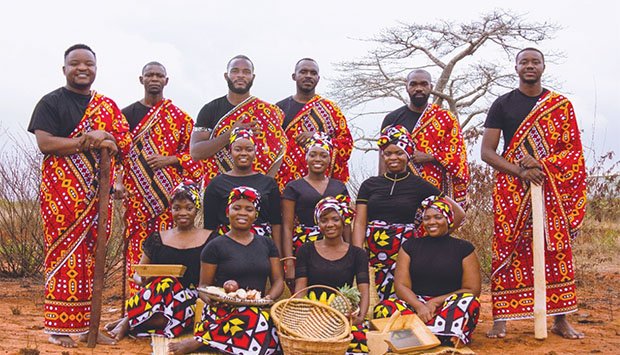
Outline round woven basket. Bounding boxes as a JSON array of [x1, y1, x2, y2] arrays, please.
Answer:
[[278, 329, 353, 355], [271, 285, 352, 343]]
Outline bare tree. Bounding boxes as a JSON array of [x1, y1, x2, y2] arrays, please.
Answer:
[[329, 10, 560, 151]]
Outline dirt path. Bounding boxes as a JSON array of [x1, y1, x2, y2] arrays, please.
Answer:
[[0, 265, 618, 355]]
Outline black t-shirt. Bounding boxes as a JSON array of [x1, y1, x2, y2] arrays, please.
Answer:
[[28, 87, 91, 137], [282, 178, 349, 226], [484, 89, 549, 152], [122, 101, 151, 131], [203, 173, 282, 230], [402, 234, 475, 297], [142, 231, 208, 289], [195, 96, 235, 130], [276, 96, 306, 129], [381, 105, 422, 132], [295, 243, 369, 292], [357, 173, 440, 224], [201, 234, 279, 293]]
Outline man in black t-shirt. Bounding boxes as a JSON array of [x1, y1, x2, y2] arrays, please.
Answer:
[[190, 55, 286, 185], [28, 44, 128, 348], [481, 48, 586, 340], [117, 62, 202, 294], [274, 58, 352, 189]]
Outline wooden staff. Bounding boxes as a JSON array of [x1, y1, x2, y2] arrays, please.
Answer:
[[87, 148, 111, 348], [531, 183, 547, 340]]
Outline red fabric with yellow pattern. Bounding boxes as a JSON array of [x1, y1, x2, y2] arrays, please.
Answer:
[[202, 96, 287, 186], [408, 104, 469, 207], [123, 99, 203, 293], [42, 92, 130, 335], [491, 91, 587, 320], [276, 95, 352, 189]]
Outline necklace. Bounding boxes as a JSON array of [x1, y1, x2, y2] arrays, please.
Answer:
[[383, 172, 410, 196]]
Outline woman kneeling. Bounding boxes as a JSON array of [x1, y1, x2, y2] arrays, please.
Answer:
[[170, 186, 284, 355], [374, 196, 481, 346], [108, 181, 209, 340]]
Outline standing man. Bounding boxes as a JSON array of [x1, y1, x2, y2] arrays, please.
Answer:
[[380, 69, 469, 207], [28, 44, 131, 348], [481, 48, 586, 339], [275, 58, 353, 189], [190, 55, 287, 186], [118, 61, 203, 292]]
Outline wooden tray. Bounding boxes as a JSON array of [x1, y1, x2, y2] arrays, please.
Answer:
[[132, 264, 187, 277], [197, 287, 274, 307], [370, 313, 440, 353]]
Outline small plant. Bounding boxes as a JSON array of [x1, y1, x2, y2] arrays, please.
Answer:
[[11, 305, 21, 315]]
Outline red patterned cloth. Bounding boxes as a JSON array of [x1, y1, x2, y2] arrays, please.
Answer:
[[202, 96, 287, 186], [126, 276, 197, 338], [374, 293, 480, 344], [41, 92, 130, 335], [366, 220, 417, 301], [276, 95, 352, 189], [123, 99, 203, 292], [491, 91, 587, 320], [408, 104, 469, 207]]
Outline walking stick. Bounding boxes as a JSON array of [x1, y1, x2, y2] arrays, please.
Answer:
[[531, 183, 548, 340], [87, 148, 111, 348]]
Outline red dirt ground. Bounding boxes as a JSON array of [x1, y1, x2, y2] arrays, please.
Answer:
[[1, 263, 618, 355]]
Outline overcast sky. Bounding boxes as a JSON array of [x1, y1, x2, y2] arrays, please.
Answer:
[[1, 0, 618, 175]]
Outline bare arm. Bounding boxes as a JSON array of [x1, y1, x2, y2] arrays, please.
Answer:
[[352, 204, 368, 248], [444, 196, 465, 232], [189, 130, 229, 160], [266, 257, 284, 300], [34, 129, 115, 156], [281, 199, 296, 281], [198, 262, 218, 303], [481, 128, 544, 185], [354, 282, 370, 325], [270, 224, 283, 260], [294, 277, 308, 299]]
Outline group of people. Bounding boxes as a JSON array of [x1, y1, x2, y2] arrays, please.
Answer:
[[28, 43, 587, 353]]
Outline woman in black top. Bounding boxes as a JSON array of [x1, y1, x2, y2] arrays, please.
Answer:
[[352, 125, 465, 301], [203, 127, 282, 254], [170, 186, 284, 355], [374, 195, 481, 346], [107, 181, 210, 340], [281, 133, 349, 288], [295, 195, 369, 354]]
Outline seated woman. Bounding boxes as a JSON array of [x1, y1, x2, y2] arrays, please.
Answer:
[[373, 196, 481, 346], [203, 127, 282, 253], [294, 196, 370, 354], [282, 133, 349, 289], [107, 181, 210, 340], [170, 186, 284, 355]]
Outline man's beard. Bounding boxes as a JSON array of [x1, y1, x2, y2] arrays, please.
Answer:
[[521, 76, 540, 85], [227, 77, 253, 94], [297, 81, 316, 94], [409, 93, 430, 108]]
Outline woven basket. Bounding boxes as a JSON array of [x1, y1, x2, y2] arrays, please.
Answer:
[[271, 285, 352, 342], [278, 329, 353, 355]]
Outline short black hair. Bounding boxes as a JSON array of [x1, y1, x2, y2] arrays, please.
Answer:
[[516, 47, 545, 63], [64, 44, 96, 59], [227, 55, 254, 71], [294, 58, 318, 71], [142, 61, 166, 74]]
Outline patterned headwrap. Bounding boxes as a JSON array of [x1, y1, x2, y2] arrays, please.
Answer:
[[377, 124, 414, 159], [314, 194, 355, 225], [229, 127, 255, 146], [171, 180, 202, 209], [420, 195, 454, 228], [304, 132, 333, 154], [226, 186, 261, 215]]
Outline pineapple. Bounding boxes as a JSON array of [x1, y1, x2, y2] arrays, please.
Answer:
[[329, 284, 361, 316]]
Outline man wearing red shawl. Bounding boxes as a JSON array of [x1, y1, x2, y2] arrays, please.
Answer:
[[275, 58, 353, 189], [118, 62, 203, 292], [28, 44, 131, 348], [481, 48, 586, 340], [380, 69, 469, 207], [190, 55, 287, 187]]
